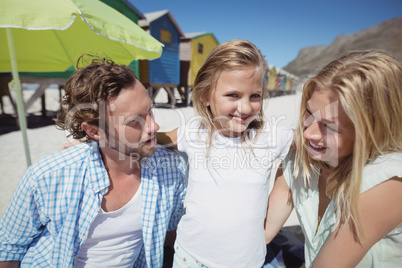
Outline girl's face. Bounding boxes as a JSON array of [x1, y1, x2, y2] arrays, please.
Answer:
[[303, 88, 355, 167], [205, 68, 263, 137]]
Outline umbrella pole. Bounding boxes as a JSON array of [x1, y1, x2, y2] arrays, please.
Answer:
[[6, 28, 32, 167]]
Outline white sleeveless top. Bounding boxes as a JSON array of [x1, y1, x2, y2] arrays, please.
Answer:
[[74, 186, 143, 268]]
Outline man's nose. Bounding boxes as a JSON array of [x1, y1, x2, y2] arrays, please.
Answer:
[[146, 115, 159, 134]]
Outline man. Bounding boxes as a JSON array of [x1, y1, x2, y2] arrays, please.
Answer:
[[0, 56, 186, 267]]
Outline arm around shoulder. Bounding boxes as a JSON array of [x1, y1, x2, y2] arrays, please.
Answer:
[[156, 128, 178, 150], [0, 261, 21, 268], [265, 166, 294, 244], [312, 176, 402, 268]]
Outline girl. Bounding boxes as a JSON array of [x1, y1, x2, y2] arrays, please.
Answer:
[[158, 40, 294, 267], [265, 50, 402, 267]]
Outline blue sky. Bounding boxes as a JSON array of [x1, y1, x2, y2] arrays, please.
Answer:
[[130, 0, 402, 69]]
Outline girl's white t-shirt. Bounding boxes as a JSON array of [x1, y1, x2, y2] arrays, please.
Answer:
[[176, 118, 293, 268], [74, 186, 143, 268]]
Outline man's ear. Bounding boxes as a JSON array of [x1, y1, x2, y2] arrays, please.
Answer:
[[81, 122, 101, 141]]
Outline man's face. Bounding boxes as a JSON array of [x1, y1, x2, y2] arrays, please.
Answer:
[[100, 80, 159, 159]]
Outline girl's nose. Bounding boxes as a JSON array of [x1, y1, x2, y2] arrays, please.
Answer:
[[238, 99, 252, 114]]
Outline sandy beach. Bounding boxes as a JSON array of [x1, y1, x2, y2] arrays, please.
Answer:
[[0, 86, 302, 226]]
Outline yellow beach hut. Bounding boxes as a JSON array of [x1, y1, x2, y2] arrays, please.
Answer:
[[267, 65, 277, 90], [180, 32, 219, 87]]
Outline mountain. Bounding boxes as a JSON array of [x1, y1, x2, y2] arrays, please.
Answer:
[[283, 18, 402, 78]]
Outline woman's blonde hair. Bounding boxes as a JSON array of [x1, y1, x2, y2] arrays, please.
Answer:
[[295, 50, 402, 240], [192, 40, 268, 146]]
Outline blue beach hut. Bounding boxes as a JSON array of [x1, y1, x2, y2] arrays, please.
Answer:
[[138, 10, 184, 87]]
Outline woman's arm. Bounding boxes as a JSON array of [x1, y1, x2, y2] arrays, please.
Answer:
[[265, 166, 294, 244], [312, 176, 402, 268], [156, 128, 178, 150]]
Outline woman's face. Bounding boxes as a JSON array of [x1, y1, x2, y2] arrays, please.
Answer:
[[302, 88, 355, 167]]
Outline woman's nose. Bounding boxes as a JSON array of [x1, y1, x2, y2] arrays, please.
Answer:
[[303, 121, 323, 141]]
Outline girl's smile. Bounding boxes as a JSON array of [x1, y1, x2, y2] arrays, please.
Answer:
[[206, 68, 263, 138]]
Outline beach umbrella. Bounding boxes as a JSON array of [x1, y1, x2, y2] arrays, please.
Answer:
[[0, 0, 163, 167]]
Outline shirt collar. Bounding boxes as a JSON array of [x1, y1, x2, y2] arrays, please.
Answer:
[[87, 141, 110, 194]]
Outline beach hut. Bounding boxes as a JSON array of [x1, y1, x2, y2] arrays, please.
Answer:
[[275, 72, 281, 91], [180, 32, 219, 87], [138, 10, 184, 107], [100, 0, 145, 77], [286, 77, 292, 91], [267, 65, 277, 90], [280, 73, 286, 91], [179, 32, 219, 106]]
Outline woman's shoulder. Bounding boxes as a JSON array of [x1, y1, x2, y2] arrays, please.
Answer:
[[361, 152, 402, 193]]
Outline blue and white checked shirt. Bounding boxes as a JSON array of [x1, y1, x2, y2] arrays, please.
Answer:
[[0, 142, 186, 267]]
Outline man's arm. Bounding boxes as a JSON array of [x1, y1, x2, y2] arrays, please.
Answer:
[[0, 170, 42, 263], [265, 166, 294, 244], [312, 176, 402, 267]]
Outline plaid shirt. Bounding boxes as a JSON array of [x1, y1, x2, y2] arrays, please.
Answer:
[[0, 142, 186, 267]]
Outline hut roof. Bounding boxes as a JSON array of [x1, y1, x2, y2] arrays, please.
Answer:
[[182, 32, 219, 43], [138, 10, 184, 36]]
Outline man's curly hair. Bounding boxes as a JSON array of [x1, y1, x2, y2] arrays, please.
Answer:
[[55, 54, 137, 141]]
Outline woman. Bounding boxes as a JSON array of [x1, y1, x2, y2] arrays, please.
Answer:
[[265, 50, 402, 267]]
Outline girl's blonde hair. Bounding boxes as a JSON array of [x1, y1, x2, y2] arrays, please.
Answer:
[[192, 40, 268, 146], [295, 50, 402, 240]]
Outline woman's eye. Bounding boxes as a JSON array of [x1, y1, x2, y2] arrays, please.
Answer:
[[324, 124, 338, 132], [303, 111, 314, 126]]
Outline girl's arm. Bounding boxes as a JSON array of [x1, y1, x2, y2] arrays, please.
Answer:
[[265, 166, 294, 244], [312, 176, 402, 268], [156, 128, 178, 150], [0, 261, 20, 268]]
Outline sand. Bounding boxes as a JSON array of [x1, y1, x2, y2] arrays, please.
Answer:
[[0, 86, 302, 226]]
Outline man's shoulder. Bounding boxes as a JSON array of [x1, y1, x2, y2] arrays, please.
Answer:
[[144, 146, 187, 178], [152, 146, 184, 162], [29, 142, 95, 175]]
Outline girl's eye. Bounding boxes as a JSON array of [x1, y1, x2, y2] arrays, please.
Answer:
[[251, 94, 261, 99], [226, 94, 237, 98]]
